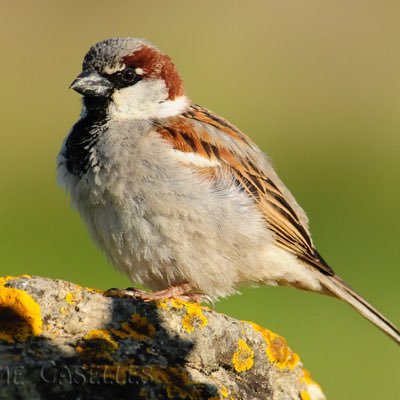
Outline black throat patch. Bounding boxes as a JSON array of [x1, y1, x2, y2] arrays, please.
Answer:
[[64, 97, 109, 178]]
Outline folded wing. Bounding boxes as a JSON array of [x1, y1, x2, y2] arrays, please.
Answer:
[[155, 104, 334, 276]]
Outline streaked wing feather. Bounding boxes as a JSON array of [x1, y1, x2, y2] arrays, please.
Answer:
[[156, 104, 334, 276]]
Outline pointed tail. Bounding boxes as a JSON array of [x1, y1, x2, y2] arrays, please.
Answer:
[[320, 274, 400, 345]]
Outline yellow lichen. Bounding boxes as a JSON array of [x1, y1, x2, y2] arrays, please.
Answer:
[[85, 287, 104, 294], [76, 329, 118, 360], [300, 369, 314, 385], [111, 313, 156, 341], [299, 368, 324, 399], [0, 275, 30, 287], [156, 298, 185, 310], [65, 292, 76, 305], [232, 339, 254, 373], [249, 322, 299, 370], [59, 306, 68, 315], [220, 385, 229, 398], [181, 303, 208, 333], [0, 277, 42, 343], [157, 298, 208, 333], [300, 391, 311, 400], [84, 329, 118, 344]]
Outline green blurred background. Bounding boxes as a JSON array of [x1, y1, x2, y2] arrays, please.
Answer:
[[1, 1, 399, 398]]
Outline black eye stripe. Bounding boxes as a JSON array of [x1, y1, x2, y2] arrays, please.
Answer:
[[106, 67, 142, 89]]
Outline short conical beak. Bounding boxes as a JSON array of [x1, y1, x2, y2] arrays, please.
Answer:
[[70, 70, 113, 97]]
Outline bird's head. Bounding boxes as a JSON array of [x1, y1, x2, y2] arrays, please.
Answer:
[[70, 37, 189, 119]]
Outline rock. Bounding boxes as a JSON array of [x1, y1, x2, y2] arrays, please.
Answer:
[[0, 275, 325, 400]]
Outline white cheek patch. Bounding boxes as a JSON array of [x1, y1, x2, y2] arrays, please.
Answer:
[[108, 79, 189, 120], [171, 150, 221, 168], [156, 96, 189, 118]]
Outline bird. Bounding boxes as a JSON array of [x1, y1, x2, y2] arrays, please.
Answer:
[[57, 37, 400, 344]]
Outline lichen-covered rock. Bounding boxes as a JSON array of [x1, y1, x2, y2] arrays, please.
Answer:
[[0, 276, 325, 400]]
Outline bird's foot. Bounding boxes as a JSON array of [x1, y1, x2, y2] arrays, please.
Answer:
[[106, 283, 209, 304]]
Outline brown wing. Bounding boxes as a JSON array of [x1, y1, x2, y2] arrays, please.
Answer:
[[155, 104, 334, 276]]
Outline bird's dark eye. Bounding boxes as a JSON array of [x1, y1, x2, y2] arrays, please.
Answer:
[[121, 68, 137, 83], [105, 66, 142, 89]]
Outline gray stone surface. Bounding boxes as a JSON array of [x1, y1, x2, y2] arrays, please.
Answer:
[[0, 275, 325, 399]]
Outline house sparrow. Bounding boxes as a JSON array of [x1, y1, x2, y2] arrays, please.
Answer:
[[57, 37, 399, 344]]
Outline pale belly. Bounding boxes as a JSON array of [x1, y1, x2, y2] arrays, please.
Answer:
[[59, 129, 322, 299]]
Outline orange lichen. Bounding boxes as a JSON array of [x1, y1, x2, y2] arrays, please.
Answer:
[[249, 322, 299, 370], [65, 292, 76, 305], [232, 339, 254, 373], [111, 313, 156, 341], [76, 329, 118, 360], [0, 276, 42, 343]]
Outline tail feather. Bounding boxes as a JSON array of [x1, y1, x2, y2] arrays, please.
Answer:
[[320, 275, 400, 345]]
